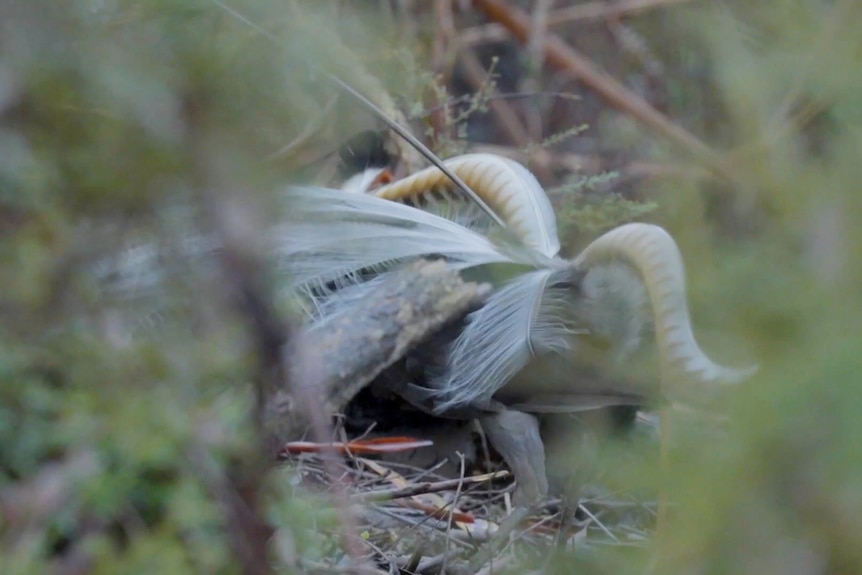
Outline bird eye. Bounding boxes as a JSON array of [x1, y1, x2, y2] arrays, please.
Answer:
[[337, 130, 391, 176]]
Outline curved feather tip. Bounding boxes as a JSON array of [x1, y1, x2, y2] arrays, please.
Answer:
[[575, 222, 757, 389]]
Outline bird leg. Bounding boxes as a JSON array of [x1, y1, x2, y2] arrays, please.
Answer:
[[479, 408, 548, 506]]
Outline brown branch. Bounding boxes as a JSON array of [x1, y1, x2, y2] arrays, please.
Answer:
[[186, 444, 279, 574], [469, 143, 711, 183], [462, 2, 699, 46], [429, 0, 458, 145], [186, 108, 287, 575], [472, 0, 729, 177], [548, 0, 697, 26]]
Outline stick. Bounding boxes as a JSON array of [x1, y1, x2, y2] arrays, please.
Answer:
[[272, 260, 490, 441], [352, 470, 510, 503]]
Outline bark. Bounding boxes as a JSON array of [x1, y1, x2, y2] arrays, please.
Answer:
[[270, 260, 490, 442]]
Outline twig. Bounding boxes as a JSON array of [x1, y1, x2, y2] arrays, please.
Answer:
[[456, 49, 557, 181], [468, 143, 711, 183], [186, 444, 278, 574], [578, 503, 619, 542], [430, 0, 458, 142], [548, 0, 696, 26], [523, 0, 554, 142], [418, 90, 581, 118], [185, 86, 375, 566], [472, 0, 730, 179], [352, 471, 510, 503], [442, 454, 468, 575], [327, 74, 508, 228], [368, 505, 475, 551], [185, 95, 304, 571], [467, 505, 533, 572]]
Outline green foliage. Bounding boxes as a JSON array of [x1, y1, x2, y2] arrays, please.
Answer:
[[648, 5, 862, 570], [549, 172, 659, 251], [3, 0, 862, 572], [0, 0, 378, 571], [523, 122, 590, 160]]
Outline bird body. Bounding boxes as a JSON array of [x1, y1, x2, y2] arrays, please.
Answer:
[[315, 153, 756, 503]]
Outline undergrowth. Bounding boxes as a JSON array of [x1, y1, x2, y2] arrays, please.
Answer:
[[2, 0, 861, 574]]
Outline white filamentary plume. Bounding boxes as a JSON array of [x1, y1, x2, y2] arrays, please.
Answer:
[[269, 184, 554, 317]]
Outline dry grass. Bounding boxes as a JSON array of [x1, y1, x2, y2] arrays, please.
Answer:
[[276, 409, 661, 574]]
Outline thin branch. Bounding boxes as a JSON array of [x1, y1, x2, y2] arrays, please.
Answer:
[[467, 505, 533, 572], [765, 0, 855, 148], [548, 0, 697, 26], [459, 0, 699, 45], [523, 0, 555, 142], [327, 73, 508, 228], [468, 143, 711, 183], [352, 471, 510, 503], [472, 0, 730, 179]]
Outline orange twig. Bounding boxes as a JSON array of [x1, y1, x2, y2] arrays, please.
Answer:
[[280, 437, 435, 456]]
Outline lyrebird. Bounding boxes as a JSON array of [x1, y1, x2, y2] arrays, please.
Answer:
[[277, 150, 757, 504]]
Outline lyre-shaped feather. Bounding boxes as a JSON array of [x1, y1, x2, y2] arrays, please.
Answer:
[[371, 154, 561, 258]]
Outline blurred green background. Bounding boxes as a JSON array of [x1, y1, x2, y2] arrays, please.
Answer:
[[1, 0, 861, 573]]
